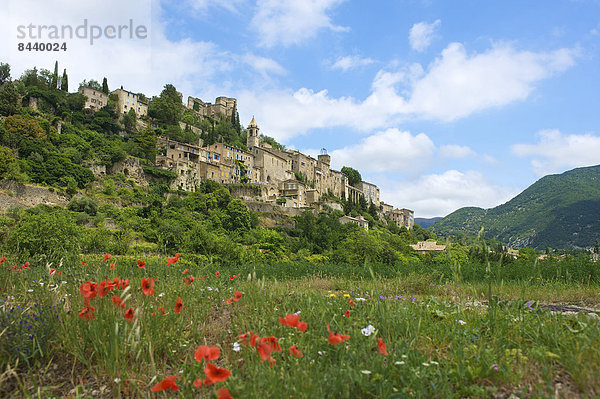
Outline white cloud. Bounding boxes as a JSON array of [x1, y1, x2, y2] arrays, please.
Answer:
[[329, 128, 435, 173], [405, 43, 578, 121], [243, 53, 286, 77], [237, 42, 576, 141], [512, 129, 600, 176], [380, 170, 518, 218], [409, 19, 441, 52], [330, 55, 374, 72], [440, 144, 475, 158], [187, 0, 243, 13], [251, 0, 348, 48]]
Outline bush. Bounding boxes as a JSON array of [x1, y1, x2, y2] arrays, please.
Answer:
[[67, 196, 98, 216]]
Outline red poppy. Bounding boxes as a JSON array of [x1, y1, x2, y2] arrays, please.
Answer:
[[137, 260, 145, 269], [124, 307, 135, 322], [120, 278, 129, 289], [151, 375, 179, 392], [344, 310, 351, 318], [193, 379, 203, 388], [217, 388, 234, 399], [279, 313, 307, 332], [229, 275, 235, 280], [109, 263, 115, 270], [233, 291, 243, 301], [348, 299, 355, 307], [21, 262, 30, 270], [78, 305, 95, 321], [112, 296, 126, 309], [104, 253, 112, 262], [174, 297, 183, 314], [377, 338, 388, 356], [98, 279, 114, 298], [141, 277, 155, 296], [49, 268, 56, 276], [279, 313, 300, 328], [80, 281, 97, 299], [80, 261, 87, 267], [256, 336, 281, 361], [226, 297, 235, 305], [194, 345, 220, 362], [326, 324, 350, 346], [215, 271, 221, 278], [167, 253, 180, 265], [182, 268, 188, 274], [204, 274, 209, 279], [239, 331, 259, 347], [0, 256, 5, 264], [203, 362, 231, 383], [288, 345, 303, 358]]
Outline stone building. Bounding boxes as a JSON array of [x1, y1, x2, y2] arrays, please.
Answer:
[[388, 208, 414, 229], [279, 179, 307, 208], [339, 215, 369, 230], [188, 96, 237, 120], [358, 181, 380, 207], [410, 241, 446, 254], [79, 86, 108, 111], [113, 87, 148, 116]]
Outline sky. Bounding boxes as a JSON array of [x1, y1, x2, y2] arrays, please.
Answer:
[[1, 0, 599, 218]]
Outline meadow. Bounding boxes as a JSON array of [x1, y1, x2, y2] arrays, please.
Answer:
[[1, 254, 599, 398]]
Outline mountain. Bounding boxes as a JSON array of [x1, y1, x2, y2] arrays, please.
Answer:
[[430, 165, 600, 249], [415, 217, 443, 228]]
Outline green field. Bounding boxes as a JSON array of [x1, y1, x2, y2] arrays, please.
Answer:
[[1, 255, 599, 398]]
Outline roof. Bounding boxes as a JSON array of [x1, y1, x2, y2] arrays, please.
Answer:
[[248, 116, 258, 128]]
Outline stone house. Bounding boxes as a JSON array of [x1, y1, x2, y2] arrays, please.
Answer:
[[358, 181, 380, 207], [388, 208, 414, 229], [79, 86, 108, 111], [113, 87, 148, 116], [187, 96, 237, 120], [339, 215, 369, 230], [410, 241, 446, 254]]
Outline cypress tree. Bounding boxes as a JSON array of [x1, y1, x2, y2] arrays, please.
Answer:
[[52, 61, 59, 89], [61, 69, 69, 92], [102, 77, 109, 94]]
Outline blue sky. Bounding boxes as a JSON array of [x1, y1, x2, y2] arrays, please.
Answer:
[[2, 0, 600, 217]]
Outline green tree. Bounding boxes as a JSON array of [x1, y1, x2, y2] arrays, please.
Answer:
[[79, 79, 101, 90], [2, 115, 46, 147], [122, 108, 137, 131], [341, 166, 361, 187], [0, 63, 11, 85], [224, 199, 252, 232], [135, 126, 157, 162], [148, 84, 183, 125], [102, 77, 109, 94], [0, 81, 19, 116], [61, 69, 68, 92], [0, 145, 23, 181], [51, 61, 59, 89]]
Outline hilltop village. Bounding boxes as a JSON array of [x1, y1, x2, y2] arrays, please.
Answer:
[[78, 84, 414, 231]]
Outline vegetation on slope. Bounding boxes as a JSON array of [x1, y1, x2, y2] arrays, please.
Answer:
[[432, 165, 600, 249]]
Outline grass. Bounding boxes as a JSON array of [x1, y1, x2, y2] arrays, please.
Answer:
[[1, 254, 599, 398]]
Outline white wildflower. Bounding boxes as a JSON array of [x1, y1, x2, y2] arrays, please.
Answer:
[[361, 324, 376, 336], [395, 361, 405, 365], [355, 297, 367, 301], [114, 378, 121, 383], [458, 319, 467, 325], [233, 342, 241, 352], [360, 370, 371, 374]]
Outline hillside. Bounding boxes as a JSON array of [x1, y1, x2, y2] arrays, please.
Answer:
[[431, 165, 600, 249], [414, 217, 443, 228]]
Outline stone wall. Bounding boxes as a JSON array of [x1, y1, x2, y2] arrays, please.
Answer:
[[109, 157, 150, 186], [0, 181, 70, 211]]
